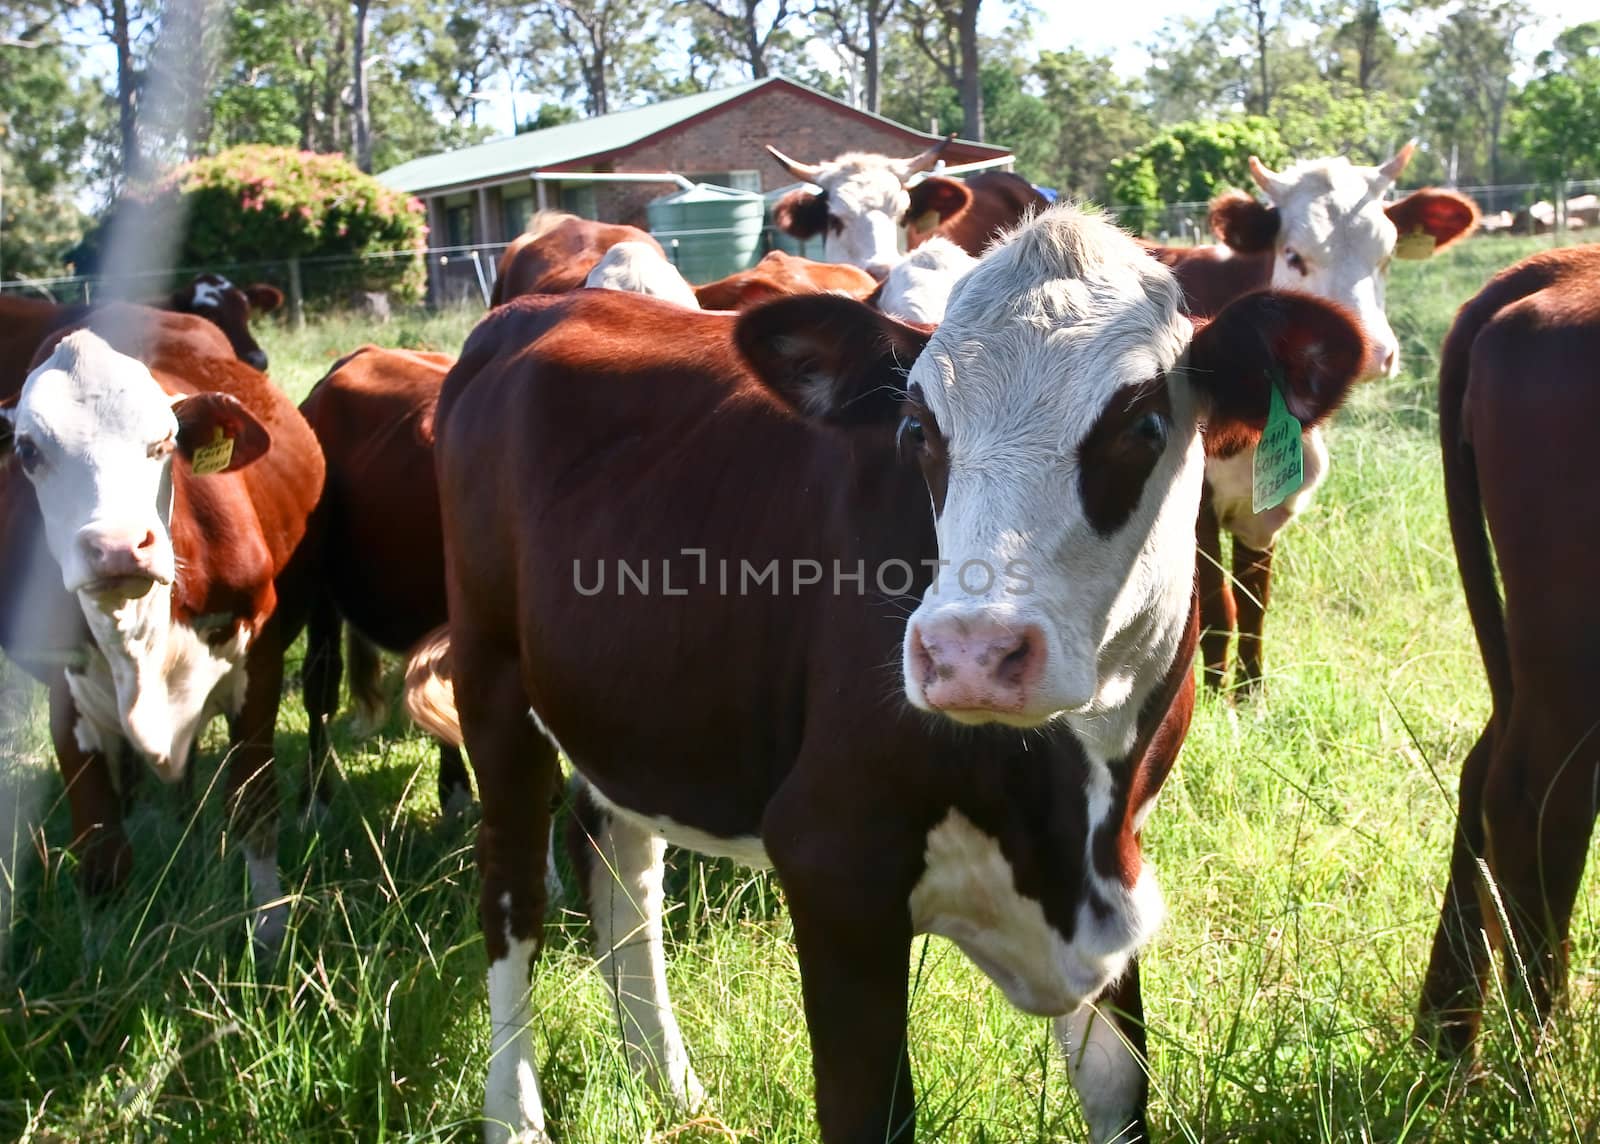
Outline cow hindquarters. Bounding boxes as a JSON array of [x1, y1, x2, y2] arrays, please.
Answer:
[[567, 777, 703, 1108], [1055, 960, 1149, 1144], [457, 636, 558, 1144]]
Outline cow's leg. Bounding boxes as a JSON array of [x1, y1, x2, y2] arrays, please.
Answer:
[[1230, 539, 1274, 692], [567, 777, 703, 1108], [1056, 961, 1149, 1144], [301, 589, 341, 813], [1196, 487, 1235, 690], [461, 646, 557, 1144], [439, 743, 473, 816], [50, 675, 131, 897], [1479, 707, 1600, 1029], [1417, 723, 1496, 1057], [227, 627, 288, 953]]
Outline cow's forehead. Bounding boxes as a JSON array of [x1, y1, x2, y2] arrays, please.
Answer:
[[19, 332, 174, 442], [912, 208, 1190, 438], [1272, 159, 1393, 255], [818, 156, 905, 207], [189, 274, 237, 309]]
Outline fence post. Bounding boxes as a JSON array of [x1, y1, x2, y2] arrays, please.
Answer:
[[287, 257, 305, 330]]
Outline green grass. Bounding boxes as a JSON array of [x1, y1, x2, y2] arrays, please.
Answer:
[[5, 235, 1600, 1142]]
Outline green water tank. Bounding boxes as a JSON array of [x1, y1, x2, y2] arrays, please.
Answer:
[[647, 183, 766, 283]]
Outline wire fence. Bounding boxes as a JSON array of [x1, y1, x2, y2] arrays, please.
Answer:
[[5, 181, 1597, 315]]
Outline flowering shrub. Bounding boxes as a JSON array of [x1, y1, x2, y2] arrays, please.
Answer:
[[113, 146, 427, 302]]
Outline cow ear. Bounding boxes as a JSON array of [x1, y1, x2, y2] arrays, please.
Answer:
[[774, 189, 829, 240], [244, 284, 285, 314], [0, 405, 14, 461], [1208, 190, 1280, 253], [1385, 189, 1480, 255], [906, 176, 971, 229], [1186, 291, 1369, 457], [736, 294, 931, 426], [173, 392, 271, 473]]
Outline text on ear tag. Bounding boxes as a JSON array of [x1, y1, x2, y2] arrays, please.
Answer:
[[1252, 371, 1303, 513], [1395, 227, 1436, 260], [189, 425, 235, 476]]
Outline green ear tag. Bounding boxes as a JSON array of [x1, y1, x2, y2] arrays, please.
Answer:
[[1252, 371, 1303, 513], [189, 426, 235, 476], [1395, 227, 1436, 260]]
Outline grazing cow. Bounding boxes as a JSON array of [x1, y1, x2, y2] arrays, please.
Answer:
[[873, 235, 977, 323], [297, 345, 471, 811], [490, 212, 661, 305], [404, 207, 1369, 1143], [0, 305, 322, 946], [766, 138, 953, 278], [694, 250, 878, 311], [1148, 143, 1479, 689], [583, 241, 700, 307], [1417, 245, 1600, 1058], [903, 170, 1050, 255], [0, 274, 283, 395]]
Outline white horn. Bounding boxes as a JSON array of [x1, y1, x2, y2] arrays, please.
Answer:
[[765, 144, 823, 184], [1248, 155, 1287, 200], [1373, 139, 1417, 190], [896, 134, 954, 182]]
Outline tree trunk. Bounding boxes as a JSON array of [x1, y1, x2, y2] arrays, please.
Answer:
[[958, 0, 982, 139], [111, 0, 139, 179], [352, 0, 372, 172], [1356, 0, 1379, 91], [864, 8, 881, 114], [1253, 0, 1271, 115], [746, 0, 767, 78]]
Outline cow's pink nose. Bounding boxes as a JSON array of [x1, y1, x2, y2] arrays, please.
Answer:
[[80, 525, 161, 583], [909, 614, 1046, 714]]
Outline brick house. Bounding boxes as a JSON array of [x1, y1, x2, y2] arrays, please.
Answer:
[[378, 75, 1012, 267]]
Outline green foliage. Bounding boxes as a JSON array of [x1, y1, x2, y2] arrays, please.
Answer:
[[1506, 23, 1600, 188], [129, 146, 426, 301], [1032, 49, 1152, 202], [1273, 82, 1407, 162], [1107, 117, 1289, 234]]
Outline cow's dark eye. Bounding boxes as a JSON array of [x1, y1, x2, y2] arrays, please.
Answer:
[[1127, 412, 1167, 448], [897, 413, 926, 456], [1284, 249, 1308, 275], [13, 436, 42, 473]]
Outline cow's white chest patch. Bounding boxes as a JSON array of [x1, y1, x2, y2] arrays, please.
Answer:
[[908, 809, 1162, 1017]]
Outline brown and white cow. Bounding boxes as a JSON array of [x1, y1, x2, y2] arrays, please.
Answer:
[[902, 169, 1051, 255], [582, 241, 700, 307], [0, 305, 322, 947], [1418, 244, 1600, 1058], [1148, 143, 1479, 689], [297, 345, 470, 812], [490, 212, 662, 306], [404, 206, 1369, 1143], [873, 235, 978, 324], [0, 274, 283, 396], [693, 250, 878, 311]]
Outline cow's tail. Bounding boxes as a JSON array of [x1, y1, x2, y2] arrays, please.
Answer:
[[346, 627, 387, 734], [403, 625, 463, 748], [1438, 288, 1513, 716]]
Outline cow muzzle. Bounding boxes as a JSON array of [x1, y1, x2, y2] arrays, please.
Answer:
[[907, 609, 1049, 723], [73, 523, 172, 596]]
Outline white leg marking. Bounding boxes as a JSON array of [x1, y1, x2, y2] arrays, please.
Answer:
[[588, 810, 704, 1108], [245, 841, 287, 953], [485, 935, 549, 1144], [1055, 1002, 1145, 1144]]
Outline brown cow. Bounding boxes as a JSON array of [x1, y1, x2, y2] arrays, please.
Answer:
[[0, 274, 283, 396], [0, 304, 322, 948], [489, 211, 661, 305], [297, 345, 469, 811], [404, 206, 1368, 1143], [903, 170, 1050, 255], [693, 250, 878, 310], [1417, 244, 1600, 1059], [1146, 145, 1479, 691]]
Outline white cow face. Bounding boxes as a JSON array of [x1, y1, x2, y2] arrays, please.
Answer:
[[768, 140, 950, 280], [2, 330, 267, 598], [891, 209, 1370, 728]]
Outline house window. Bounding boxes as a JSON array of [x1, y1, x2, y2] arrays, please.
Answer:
[[504, 194, 534, 236], [559, 183, 598, 219], [692, 170, 761, 192], [445, 203, 474, 248]]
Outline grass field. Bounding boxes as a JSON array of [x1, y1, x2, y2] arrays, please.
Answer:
[[4, 234, 1599, 1143]]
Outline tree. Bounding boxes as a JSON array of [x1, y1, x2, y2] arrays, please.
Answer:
[[1507, 23, 1600, 229], [82, 0, 156, 179], [1420, 0, 1531, 193], [689, 0, 798, 79], [812, 0, 898, 113], [352, 0, 373, 171], [902, 0, 984, 139], [1107, 117, 1289, 234], [1032, 48, 1151, 201]]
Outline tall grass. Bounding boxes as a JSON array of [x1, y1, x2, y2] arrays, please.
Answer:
[[3, 235, 1597, 1142]]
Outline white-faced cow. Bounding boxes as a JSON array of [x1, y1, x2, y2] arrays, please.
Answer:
[[0, 306, 322, 947], [1149, 143, 1479, 688], [1418, 245, 1600, 1060], [404, 205, 1370, 1143], [582, 241, 700, 307], [873, 235, 978, 324]]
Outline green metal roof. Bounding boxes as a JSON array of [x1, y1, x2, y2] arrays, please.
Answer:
[[379, 80, 768, 194]]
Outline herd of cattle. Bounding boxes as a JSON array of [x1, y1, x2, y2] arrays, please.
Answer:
[[1, 135, 1595, 1143]]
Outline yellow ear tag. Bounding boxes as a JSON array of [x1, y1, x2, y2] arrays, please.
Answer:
[[189, 425, 235, 476], [913, 210, 942, 232], [1395, 227, 1436, 260]]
